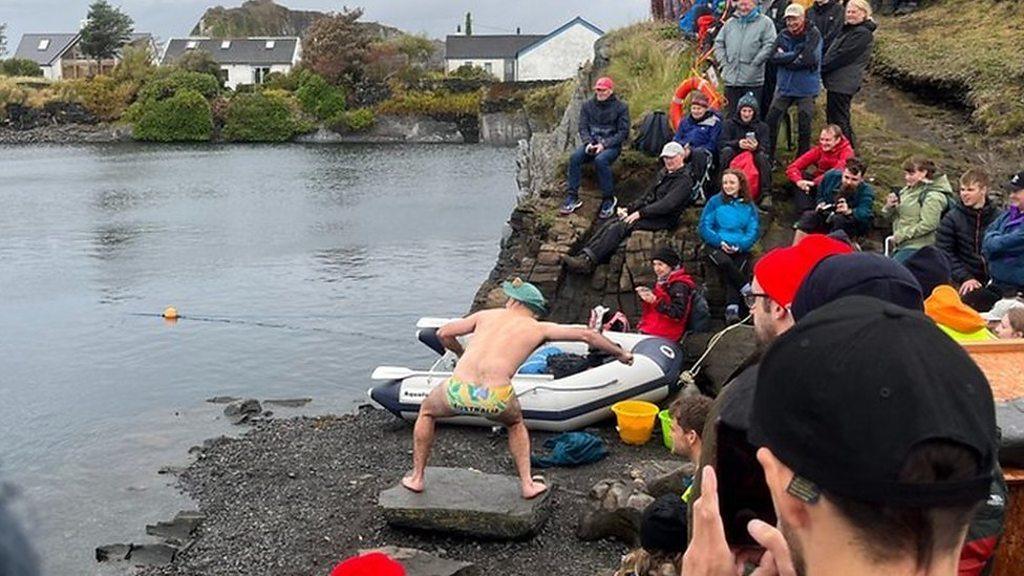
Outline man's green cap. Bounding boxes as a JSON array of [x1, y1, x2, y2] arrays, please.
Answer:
[[502, 277, 548, 315]]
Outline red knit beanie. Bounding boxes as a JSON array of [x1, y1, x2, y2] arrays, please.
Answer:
[[330, 552, 405, 576], [754, 235, 854, 307]]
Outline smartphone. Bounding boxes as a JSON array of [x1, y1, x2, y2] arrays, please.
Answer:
[[745, 132, 756, 140], [716, 420, 777, 547]]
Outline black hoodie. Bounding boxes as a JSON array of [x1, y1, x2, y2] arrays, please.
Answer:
[[935, 200, 1000, 284], [821, 19, 877, 95]]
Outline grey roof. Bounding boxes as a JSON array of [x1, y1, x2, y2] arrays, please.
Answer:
[[444, 34, 545, 59], [13, 33, 78, 65], [162, 38, 300, 66]]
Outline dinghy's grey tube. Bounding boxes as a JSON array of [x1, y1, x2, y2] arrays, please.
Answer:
[[417, 327, 446, 356]]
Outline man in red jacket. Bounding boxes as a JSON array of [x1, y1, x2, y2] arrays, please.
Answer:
[[636, 246, 696, 341], [786, 124, 854, 212]]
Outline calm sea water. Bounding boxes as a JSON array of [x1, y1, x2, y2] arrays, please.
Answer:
[[0, 143, 517, 575]]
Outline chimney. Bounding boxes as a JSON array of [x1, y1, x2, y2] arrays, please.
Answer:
[[516, 27, 521, 35]]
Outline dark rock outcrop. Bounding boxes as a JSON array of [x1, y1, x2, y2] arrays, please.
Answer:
[[378, 467, 553, 540], [576, 478, 652, 545]]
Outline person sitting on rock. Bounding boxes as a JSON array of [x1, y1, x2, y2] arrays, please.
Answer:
[[403, 278, 633, 499], [672, 91, 722, 192], [883, 156, 953, 263], [785, 124, 854, 213], [995, 308, 1024, 340], [935, 168, 1000, 312], [563, 142, 696, 274], [699, 169, 760, 324], [981, 170, 1024, 299], [718, 92, 771, 201], [561, 76, 631, 219], [792, 157, 874, 244], [636, 246, 697, 342]]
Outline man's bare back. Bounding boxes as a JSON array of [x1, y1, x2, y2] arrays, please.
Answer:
[[449, 308, 549, 388]]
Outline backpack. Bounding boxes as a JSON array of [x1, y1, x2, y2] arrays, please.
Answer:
[[688, 284, 711, 333], [633, 111, 673, 157], [916, 176, 957, 219]]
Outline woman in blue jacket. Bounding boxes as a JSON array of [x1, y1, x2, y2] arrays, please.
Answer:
[[981, 171, 1024, 298], [699, 169, 760, 323]]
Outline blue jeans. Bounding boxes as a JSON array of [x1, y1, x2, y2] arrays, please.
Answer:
[[567, 144, 620, 199]]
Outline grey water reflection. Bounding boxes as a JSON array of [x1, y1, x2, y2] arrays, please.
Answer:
[[0, 142, 516, 575]]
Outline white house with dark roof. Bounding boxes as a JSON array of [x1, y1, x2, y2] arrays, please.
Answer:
[[444, 16, 603, 82], [13, 33, 157, 80], [161, 37, 301, 89]]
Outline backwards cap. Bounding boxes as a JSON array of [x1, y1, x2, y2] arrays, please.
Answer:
[[753, 235, 853, 307]]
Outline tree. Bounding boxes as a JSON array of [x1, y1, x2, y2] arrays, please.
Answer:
[[302, 9, 370, 86], [79, 0, 134, 71], [174, 50, 221, 81]]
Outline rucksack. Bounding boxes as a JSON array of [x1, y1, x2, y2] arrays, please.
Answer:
[[916, 177, 957, 219], [688, 284, 711, 333], [633, 111, 673, 157]]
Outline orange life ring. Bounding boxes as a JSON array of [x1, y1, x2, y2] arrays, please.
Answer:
[[668, 77, 724, 130]]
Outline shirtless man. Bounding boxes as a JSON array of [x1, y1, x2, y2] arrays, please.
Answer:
[[401, 278, 634, 499]]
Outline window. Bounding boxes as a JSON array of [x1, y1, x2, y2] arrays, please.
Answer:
[[484, 62, 493, 74], [37, 39, 50, 50], [186, 40, 198, 49], [220, 40, 231, 49], [219, 68, 230, 83], [264, 40, 275, 50], [253, 66, 271, 84]]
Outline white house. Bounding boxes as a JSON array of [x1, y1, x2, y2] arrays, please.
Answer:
[[161, 37, 302, 90], [13, 32, 157, 80], [445, 16, 603, 82]]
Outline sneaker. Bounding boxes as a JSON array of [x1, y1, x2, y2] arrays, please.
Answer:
[[740, 283, 752, 298], [562, 253, 594, 274], [725, 304, 740, 325], [560, 194, 583, 215], [598, 196, 617, 219]]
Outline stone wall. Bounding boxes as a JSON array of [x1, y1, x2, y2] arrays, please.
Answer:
[[479, 110, 531, 147]]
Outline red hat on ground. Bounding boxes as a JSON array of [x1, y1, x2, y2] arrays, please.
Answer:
[[753, 235, 854, 307], [593, 77, 614, 91], [330, 552, 405, 576]]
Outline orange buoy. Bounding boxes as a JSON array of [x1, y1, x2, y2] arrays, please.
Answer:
[[162, 307, 179, 320]]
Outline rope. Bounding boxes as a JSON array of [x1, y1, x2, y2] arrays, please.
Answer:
[[682, 314, 752, 380]]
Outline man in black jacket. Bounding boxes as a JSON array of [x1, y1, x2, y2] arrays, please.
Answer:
[[719, 92, 771, 200], [563, 142, 695, 274], [821, 0, 876, 150], [936, 169, 1001, 311], [561, 76, 631, 219], [807, 0, 844, 53]]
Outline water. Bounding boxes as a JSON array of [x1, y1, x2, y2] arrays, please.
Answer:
[[0, 143, 518, 575]]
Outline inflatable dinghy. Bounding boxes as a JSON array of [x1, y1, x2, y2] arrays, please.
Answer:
[[369, 318, 685, 432]]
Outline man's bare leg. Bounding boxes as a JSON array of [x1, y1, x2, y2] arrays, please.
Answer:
[[499, 399, 548, 499], [402, 385, 453, 493]]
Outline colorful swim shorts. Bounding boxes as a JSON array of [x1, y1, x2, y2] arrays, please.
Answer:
[[445, 377, 515, 416]]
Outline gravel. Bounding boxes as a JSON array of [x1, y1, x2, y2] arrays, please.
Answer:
[[137, 405, 670, 576]]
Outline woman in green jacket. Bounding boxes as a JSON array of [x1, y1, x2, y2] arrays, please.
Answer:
[[882, 156, 953, 263]]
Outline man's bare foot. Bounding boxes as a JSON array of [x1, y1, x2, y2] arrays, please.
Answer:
[[401, 475, 424, 493], [521, 475, 548, 499]]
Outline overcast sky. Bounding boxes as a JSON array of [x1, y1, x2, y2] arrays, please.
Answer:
[[1, 0, 648, 55]]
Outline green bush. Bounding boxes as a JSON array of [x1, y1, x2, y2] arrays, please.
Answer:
[[0, 58, 44, 77], [133, 89, 213, 142], [137, 69, 220, 103], [61, 77, 136, 121], [222, 91, 297, 142], [0, 77, 28, 114], [449, 63, 497, 82], [329, 107, 375, 133], [376, 88, 481, 117], [294, 72, 346, 121]]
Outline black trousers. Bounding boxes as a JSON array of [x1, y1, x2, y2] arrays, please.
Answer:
[[721, 146, 772, 198], [795, 209, 867, 237], [582, 217, 675, 264], [826, 91, 856, 150], [724, 85, 763, 119], [766, 95, 815, 161], [706, 247, 750, 308]]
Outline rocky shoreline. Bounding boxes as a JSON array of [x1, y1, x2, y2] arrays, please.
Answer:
[[133, 406, 671, 576]]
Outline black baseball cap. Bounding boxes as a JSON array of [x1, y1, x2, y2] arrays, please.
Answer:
[[749, 296, 996, 507], [640, 494, 688, 553], [792, 252, 923, 321]]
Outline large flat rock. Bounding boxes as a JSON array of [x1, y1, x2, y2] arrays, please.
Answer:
[[378, 467, 552, 540], [359, 546, 477, 576]]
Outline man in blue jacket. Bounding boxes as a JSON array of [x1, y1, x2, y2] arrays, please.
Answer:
[[793, 157, 875, 244], [764, 3, 822, 162], [673, 91, 722, 200], [561, 76, 630, 219], [981, 170, 1024, 299]]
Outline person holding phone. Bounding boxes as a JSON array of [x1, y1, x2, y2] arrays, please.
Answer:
[[636, 246, 697, 342], [699, 169, 760, 324], [792, 157, 875, 244], [718, 92, 771, 201]]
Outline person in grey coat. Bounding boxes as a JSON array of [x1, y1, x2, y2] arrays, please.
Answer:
[[714, 0, 777, 117], [821, 0, 876, 150]]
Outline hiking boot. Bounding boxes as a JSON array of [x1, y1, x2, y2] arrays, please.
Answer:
[[598, 196, 618, 219], [560, 194, 583, 215], [562, 253, 594, 274]]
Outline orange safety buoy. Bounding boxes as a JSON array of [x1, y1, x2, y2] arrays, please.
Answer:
[[668, 77, 724, 131]]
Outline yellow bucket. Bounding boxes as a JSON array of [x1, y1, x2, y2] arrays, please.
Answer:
[[611, 400, 660, 445]]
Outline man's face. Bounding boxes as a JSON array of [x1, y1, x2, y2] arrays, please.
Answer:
[[960, 184, 987, 208], [785, 15, 805, 34], [739, 106, 755, 123], [663, 153, 685, 171], [750, 278, 784, 346], [840, 169, 863, 191], [819, 130, 839, 151], [669, 421, 697, 459], [595, 87, 612, 102], [736, 0, 755, 14], [690, 103, 708, 119], [1010, 188, 1024, 209]]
